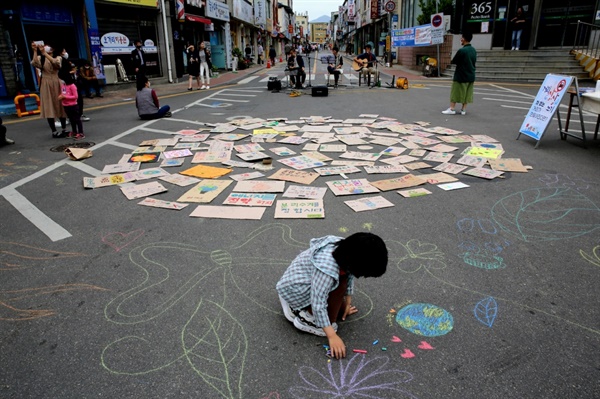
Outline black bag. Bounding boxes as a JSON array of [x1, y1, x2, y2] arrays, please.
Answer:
[[311, 85, 328, 97], [267, 77, 282, 91]]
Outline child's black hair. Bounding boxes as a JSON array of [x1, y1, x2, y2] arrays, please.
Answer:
[[332, 232, 387, 278]]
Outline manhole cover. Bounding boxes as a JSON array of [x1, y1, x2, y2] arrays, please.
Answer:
[[50, 142, 95, 152]]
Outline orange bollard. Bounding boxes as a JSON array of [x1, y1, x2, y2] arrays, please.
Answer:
[[14, 93, 41, 117], [267, 60, 271, 68]]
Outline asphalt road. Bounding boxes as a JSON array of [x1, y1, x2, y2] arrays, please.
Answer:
[[1, 55, 599, 399]]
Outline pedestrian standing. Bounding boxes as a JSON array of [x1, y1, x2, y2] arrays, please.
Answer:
[[442, 32, 477, 116], [131, 39, 146, 80], [78, 61, 103, 98], [510, 7, 526, 51], [257, 43, 264, 64], [186, 44, 201, 90], [58, 67, 84, 140], [198, 42, 212, 90], [30, 42, 68, 138], [269, 46, 277, 65]]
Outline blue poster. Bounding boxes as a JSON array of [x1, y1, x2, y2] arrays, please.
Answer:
[[519, 74, 573, 141], [392, 24, 432, 47]]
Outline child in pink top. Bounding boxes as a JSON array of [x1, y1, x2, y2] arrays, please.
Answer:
[[58, 69, 84, 140]]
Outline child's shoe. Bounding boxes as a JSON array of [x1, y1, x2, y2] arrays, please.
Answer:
[[279, 295, 298, 323], [67, 131, 76, 139], [74, 133, 85, 140], [293, 310, 338, 337]]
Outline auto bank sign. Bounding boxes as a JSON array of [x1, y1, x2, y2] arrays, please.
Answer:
[[100, 32, 158, 54]]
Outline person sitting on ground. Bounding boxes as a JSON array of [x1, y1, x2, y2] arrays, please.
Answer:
[[353, 43, 378, 86], [0, 117, 15, 147], [287, 47, 306, 89], [276, 232, 388, 359], [135, 76, 171, 120], [79, 61, 103, 98], [327, 46, 344, 87]]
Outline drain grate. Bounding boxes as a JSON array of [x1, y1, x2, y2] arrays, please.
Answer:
[[50, 142, 96, 152]]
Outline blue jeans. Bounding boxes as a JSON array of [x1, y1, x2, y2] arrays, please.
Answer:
[[140, 105, 170, 120], [512, 29, 523, 49]]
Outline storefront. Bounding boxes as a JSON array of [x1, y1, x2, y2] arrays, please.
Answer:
[[461, 0, 597, 49], [231, 0, 258, 59], [2, 1, 87, 93], [95, 0, 162, 79], [205, 0, 230, 69]]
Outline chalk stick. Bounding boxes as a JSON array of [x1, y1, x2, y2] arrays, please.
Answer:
[[353, 349, 367, 354], [372, 340, 379, 345]]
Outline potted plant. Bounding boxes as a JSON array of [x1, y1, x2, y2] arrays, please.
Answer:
[[232, 48, 246, 70]]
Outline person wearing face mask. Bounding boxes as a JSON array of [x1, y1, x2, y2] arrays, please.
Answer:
[[131, 39, 146, 80], [31, 42, 69, 138], [198, 41, 212, 90], [79, 61, 103, 98]]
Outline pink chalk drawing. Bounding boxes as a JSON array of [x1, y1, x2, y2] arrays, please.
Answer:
[[101, 229, 145, 252], [417, 341, 434, 350], [391, 336, 402, 343], [400, 349, 416, 359]]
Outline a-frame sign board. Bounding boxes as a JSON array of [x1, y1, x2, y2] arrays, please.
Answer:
[[517, 74, 586, 148]]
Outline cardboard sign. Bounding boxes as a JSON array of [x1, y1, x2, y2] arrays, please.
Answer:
[[463, 167, 505, 180], [380, 155, 418, 165], [234, 143, 265, 153], [163, 149, 193, 159], [282, 185, 327, 199], [278, 155, 326, 170], [237, 151, 271, 161], [159, 174, 201, 187], [427, 144, 459, 153], [437, 182, 470, 191], [160, 159, 185, 168], [381, 146, 407, 156], [223, 193, 276, 206], [419, 172, 458, 184], [177, 180, 232, 203], [319, 144, 347, 152], [397, 188, 432, 198], [128, 152, 161, 163], [229, 171, 265, 181], [405, 162, 433, 170], [138, 198, 189, 210], [487, 158, 530, 172], [326, 179, 380, 196], [133, 167, 170, 181], [433, 163, 468, 174], [314, 165, 361, 176], [269, 147, 296, 156], [370, 174, 426, 191], [102, 162, 141, 174], [190, 205, 266, 220], [274, 200, 325, 219], [65, 147, 93, 161], [344, 196, 394, 212], [191, 151, 231, 163], [364, 165, 409, 174], [180, 164, 232, 179], [120, 181, 168, 200], [83, 173, 136, 189], [339, 151, 381, 162], [457, 155, 487, 167], [462, 146, 504, 159], [268, 169, 319, 185]]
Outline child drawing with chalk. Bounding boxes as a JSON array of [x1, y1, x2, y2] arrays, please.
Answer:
[[276, 232, 387, 359]]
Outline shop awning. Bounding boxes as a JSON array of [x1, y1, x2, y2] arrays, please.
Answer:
[[186, 14, 212, 24]]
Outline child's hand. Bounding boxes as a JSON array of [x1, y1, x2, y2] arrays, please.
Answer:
[[341, 295, 358, 320], [57, 94, 64, 100], [328, 334, 346, 359]]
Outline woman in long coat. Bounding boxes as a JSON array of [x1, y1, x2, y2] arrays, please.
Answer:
[[31, 42, 68, 137]]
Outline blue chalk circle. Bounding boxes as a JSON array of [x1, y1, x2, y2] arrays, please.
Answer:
[[395, 303, 454, 337]]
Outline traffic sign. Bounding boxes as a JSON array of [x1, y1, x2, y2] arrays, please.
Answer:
[[431, 13, 443, 28], [385, 1, 395, 12]]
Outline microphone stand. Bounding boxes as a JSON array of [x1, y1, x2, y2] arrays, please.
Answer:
[[304, 52, 312, 88]]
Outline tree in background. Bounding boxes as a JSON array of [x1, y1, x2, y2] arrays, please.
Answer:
[[417, 0, 454, 26]]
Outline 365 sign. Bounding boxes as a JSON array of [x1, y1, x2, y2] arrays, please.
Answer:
[[470, 1, 493, 19]]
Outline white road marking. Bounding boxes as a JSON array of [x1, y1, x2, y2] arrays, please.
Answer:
[[482, 97, 533, 105], [3, 189, 72, 242], [67, 161, 103, 176], [108, 141, 138, 150], [237, 76, 260, 84], [209, 97, 250, 102]]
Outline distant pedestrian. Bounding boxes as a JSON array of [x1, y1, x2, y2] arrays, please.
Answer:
[[198, 42, 212, 90], [186, 44, 201, 90], [58, 67, 84, 140], [245, 43, 252, 62], [30, 41, 68, 138], [269, 46, 276, 65], [131, 39, 146, 80], [257, 43, 264, 64], [510, 7, 526, 50], [135, 76, 171, 120], [0, 117, 15, 147], [442, 32, 476, 116], [79, 61, 103, 98]]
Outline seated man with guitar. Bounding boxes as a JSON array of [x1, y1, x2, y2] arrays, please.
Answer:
[[327, 47, 344, 87], [287, 47, 306, 89], [353, 43, 379, 86]]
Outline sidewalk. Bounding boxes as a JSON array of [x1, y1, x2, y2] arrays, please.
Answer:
[[1, 63, 270, 123]]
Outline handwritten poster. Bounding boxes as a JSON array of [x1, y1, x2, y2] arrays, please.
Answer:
[[177, 180, 232, 203], [282, 185, 327, 199], [433, 162, 468, 175], [83, 173, 136, 189], [344, 196, 395, 212], [162, 149, 193, 159], [160, 159, 185, 167], [120, 182, 168, 200], [274, 200, 325, 219], [520, 74, 573, 141], [159, 174, 201, 187], [463, 167, 505, 180], [364, 165, 409, 174], [223, 193, 276, 206], [314, 165, 361, 176], [233, 180, 285, 193], [278, 155, 326, 170], [138, 198, 189, 210], [269, 147, 296, 156], [397, 188, 432, 198], [229, 171, 265, 181], [370, 174, 426, 191], [268, 169, 319, 185], [133, 168, 170, 181], [326, 179, 379, 196], [180, 164, 232, 179], [102, 162, 141, 174]]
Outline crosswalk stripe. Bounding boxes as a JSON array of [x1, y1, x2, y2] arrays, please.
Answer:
[[237, 76, 260, 84]]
